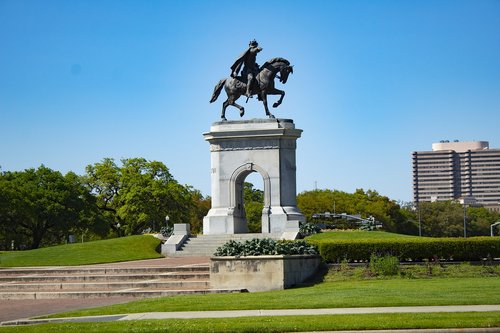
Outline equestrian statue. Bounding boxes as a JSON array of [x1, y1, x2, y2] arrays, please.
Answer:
[[210, 40, 294, 121]]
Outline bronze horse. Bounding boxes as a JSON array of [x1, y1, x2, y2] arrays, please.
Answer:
[[210, 58, 293, 121]]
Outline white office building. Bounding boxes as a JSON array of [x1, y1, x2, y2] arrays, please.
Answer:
[[412, 141, 500, 212]]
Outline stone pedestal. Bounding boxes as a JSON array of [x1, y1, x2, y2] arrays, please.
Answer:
[[203, 118, 305, 235], [210, 255, 321, 292]]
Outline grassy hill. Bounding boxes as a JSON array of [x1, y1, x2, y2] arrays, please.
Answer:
[[0, 235, 162, 267]]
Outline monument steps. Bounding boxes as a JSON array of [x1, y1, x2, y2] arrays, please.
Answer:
[[171, 233, 282, 257], [0, 280, 210, 291], [0, 264, 241, 300], [0, 289, 241, 300], [0, 272, 209, 283], [0, 266, 207, 276]]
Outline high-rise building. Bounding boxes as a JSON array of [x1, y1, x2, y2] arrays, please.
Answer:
[[412, 141, 500, 212]]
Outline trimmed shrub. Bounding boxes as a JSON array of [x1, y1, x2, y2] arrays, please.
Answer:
[[308, 237, 500, 263], [214, 238, 318, 257], [299, 221, 321, 238], [369, 254, 400, 276]]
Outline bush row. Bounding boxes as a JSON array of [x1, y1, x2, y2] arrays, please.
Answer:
[[307, 237, 500, 262], [213, 238, 318, 257]]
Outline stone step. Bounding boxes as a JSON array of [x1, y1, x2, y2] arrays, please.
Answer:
[[0, 272, 209, 283], [0, 265, 208, 276], [170, 252, 217, 257], [0, 280, 210, 291], [171, 233, 283, 257], [187, 233, 282, 240], [0, 262, 221, 299], [0, 288, 245, 300]]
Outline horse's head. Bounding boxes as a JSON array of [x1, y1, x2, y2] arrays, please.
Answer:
[[261, 58, 293, 84], [279, 65, 293, 84]]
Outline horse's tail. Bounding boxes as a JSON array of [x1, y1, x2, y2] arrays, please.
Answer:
[[210, 79, 226, 103]]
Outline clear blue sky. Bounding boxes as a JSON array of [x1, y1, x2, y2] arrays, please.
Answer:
[[1, 0, 499, 203]]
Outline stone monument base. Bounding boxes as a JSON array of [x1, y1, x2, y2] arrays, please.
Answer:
[[210, 255, 321, 292], [203, 119, 305, 235]]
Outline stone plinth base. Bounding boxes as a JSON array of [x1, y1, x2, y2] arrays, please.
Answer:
[[210, 255, 321, 292], [203, 119, 305, 235]]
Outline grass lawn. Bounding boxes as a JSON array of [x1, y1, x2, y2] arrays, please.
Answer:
[[306, 229, 420, 241], [0, 235, 162, 267], [1, 231, 498, 332], [1, 312, 499, 332], [45, 276, 500, 318]]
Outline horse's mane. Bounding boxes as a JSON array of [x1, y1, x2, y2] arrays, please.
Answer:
[[261, 57, 290, 68]]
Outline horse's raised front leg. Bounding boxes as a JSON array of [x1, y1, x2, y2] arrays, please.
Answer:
[[267, 87, 285, 108], [260, 92, 275, 119], [222, 98, 245, 121], [231, 100, 245, 118]]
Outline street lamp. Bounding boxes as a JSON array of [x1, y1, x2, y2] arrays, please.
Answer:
[[165, 215, 170, 228], [116, 223, 121, 237], [463, 204, 467, 238], [461, 197, 476, 238], [416, 203, 422, 237], [491, 221, 500, 237]]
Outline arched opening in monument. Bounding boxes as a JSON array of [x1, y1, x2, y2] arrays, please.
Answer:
[[231, 163, 271, 234], [242, 172, 264, 233]]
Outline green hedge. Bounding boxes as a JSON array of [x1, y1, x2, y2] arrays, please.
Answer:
[[307, 237, 500, 262]]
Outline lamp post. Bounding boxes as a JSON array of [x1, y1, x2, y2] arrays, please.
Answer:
[[491, 221, 500, 237], [165, 215, 170, 228], [463, 204, 467, 238], [116, 223, 121, 237], [417, 203, 422, 237]]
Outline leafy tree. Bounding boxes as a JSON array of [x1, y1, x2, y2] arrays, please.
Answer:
[[413, 201, 500, 237], [467, 207, 500, 236], [0, 166, 102, 249], [243, 182, 264, 233], [297, 189, 411, 233], [187, 190, 211, 234], [418, 201, 464, 237], [84, 158, 196, 235]]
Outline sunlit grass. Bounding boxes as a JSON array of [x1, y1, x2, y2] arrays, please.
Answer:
[[1, 312, 499, 332], [44, 276, 500, 318], [0, 235, 162, 267]]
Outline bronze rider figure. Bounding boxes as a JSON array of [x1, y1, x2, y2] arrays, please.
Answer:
[[230, 39, 263, 98]]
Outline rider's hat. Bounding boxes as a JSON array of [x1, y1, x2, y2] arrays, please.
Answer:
[[249, 39, 259, 47]]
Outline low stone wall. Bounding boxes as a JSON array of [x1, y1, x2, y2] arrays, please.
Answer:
[[210, 255, 321, 292], [161, 224, 190, 256]]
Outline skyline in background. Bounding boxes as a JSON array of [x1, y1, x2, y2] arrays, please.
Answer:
[[1, 0, 499, 203]]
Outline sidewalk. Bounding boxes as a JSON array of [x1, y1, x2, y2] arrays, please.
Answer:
[[2, 304, 500, 326]]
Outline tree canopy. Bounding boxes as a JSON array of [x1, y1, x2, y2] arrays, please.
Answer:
[[0, 158, 210, 249], [414, 201, 499, 237], [83, 158, 199, 236], [243, 182, 264, 233], [297, 189, 413, 234], [0, 166, 103, 249], [296, 188, 499, 237], [2, 161, 499, 250]]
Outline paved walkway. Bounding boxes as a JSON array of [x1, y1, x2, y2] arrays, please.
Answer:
[[2, 305, 500, 326]]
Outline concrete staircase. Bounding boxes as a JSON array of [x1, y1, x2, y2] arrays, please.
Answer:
[[0, 263, 240, 300], [171, 233, 282, 257]]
